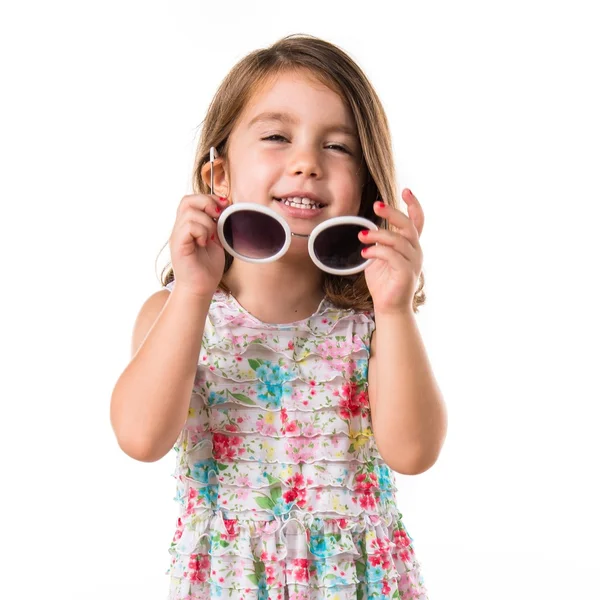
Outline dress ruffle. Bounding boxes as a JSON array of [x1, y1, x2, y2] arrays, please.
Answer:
[[168, 509, 426, 600], [163, 284, 428, 599]]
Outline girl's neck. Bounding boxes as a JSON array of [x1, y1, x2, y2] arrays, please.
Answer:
[[222, 259, 324, 324]]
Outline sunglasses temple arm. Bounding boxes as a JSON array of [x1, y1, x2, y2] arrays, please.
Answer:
[[209, 147, 215, 195]]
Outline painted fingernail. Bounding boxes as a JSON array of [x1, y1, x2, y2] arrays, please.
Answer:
[[218, 196, 228, 203], [210, 234, 215, 241], [360, 230, 370, 236], [407, 189, 413, 196], [215, 205, 221, 214], [376, 201, 385, 209], [361, 247, 368, 255]]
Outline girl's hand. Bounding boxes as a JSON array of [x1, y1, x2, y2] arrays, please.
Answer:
[[360, 189, 425, 315], [168, 194, 229, 297]]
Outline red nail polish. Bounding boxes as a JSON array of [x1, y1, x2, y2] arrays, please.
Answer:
[[376, 201, 385, 209], [210, 234, 215, 241], [215, 205, 221, 214], [219, 196, 228, 202], [360, 230, 369, 236]]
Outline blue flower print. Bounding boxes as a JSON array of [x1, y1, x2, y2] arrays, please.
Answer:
[[191, 459, 217, 483], [375, 464, 394, 501], [367, 581, 384, 600], [208, 391, 228, 405], [367, 564, 385, 581], [355, 358, 368, 382], [257, 575, 269, 600], [197, 484, 218, 507]]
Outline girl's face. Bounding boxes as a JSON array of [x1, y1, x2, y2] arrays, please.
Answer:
[[225, 70, 365, 236]]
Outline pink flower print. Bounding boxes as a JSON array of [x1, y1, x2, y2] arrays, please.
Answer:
[[236, 475, 252, 487], [356, 472, 377, 510], [265, 565, 277, 585], [339, 382, 369, 419], [285, 438, 317, 463], [256, 418, 278, 437], [303, 423, 321, 437], [233, 564, 244, 578], [235, 487, 250, 501], [290, 558, 309, 581], [224, 424, 239, 432], [288, 340, 294, 350], [222, 518, 238, 540], [235, 356, 243, 362], [281, 408, 288, 423], [285, 421, 299, 435], [290, 589, 310, 600], [212, 433, 244, 460]]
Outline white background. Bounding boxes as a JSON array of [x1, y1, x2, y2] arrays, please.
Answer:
[[1, 1, 599, 598]]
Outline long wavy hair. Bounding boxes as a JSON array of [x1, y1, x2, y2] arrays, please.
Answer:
[[158, 34, 426, 312]]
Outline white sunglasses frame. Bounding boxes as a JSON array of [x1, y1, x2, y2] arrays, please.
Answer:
[[209, 146, 378, 275], [216, 203, 378, 275]]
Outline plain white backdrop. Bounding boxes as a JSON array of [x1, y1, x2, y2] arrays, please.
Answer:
[[1, 1, 599, 598]]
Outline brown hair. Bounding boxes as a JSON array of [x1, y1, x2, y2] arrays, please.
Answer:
[[159, 34, 426, 312]]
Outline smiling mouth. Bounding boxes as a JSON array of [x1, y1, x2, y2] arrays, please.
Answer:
[[274, 196, 324, 210]]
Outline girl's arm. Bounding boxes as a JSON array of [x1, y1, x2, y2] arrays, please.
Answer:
[[368, 312, 448, 475], [110, 286, 212, 462]]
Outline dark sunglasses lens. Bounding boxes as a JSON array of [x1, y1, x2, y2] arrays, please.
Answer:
[[313, 224, 372, 270], [223, 210, 286, 259]]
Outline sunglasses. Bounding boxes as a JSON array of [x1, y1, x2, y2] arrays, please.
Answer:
[[209, 148, 379, 276]]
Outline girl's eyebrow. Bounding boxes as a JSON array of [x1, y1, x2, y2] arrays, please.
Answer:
[[248, 111, 358, 137]]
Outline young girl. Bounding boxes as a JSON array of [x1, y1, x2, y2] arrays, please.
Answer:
[[111, 34, 446, 600]]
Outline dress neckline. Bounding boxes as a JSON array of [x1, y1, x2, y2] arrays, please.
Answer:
[[217, 288, 331, 327]]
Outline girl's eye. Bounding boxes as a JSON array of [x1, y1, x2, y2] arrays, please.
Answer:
[[262, 134, 288, 142], [326, 143, 351, 154]]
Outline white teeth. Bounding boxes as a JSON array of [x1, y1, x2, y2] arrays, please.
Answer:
[[276, 196, 322, 209]]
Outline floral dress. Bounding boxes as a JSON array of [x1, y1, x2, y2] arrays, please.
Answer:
[[164, 284, 428, 600]]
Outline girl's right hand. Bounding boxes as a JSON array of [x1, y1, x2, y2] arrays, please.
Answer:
[[168, 194, 228, 297]]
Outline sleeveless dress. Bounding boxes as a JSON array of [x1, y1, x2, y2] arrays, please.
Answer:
[[164, 283, 428, 600]]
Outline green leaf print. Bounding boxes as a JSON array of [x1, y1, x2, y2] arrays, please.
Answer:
[[217, 463, 228, 471], [355, 560, 366, 577], [248, 359, 264, 371], [247, 574, 259, 586], [271, 486, 282, 503], [255, 496, 275, 510], [226, 390, 256, 405]]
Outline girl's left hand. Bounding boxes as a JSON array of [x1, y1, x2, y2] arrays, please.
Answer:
[[360, 188, 424, 315]]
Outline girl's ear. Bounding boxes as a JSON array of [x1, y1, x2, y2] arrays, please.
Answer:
[[200, 156, 229, 197]]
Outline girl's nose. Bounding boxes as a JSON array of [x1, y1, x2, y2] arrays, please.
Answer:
[[289, 148, 322, 179]]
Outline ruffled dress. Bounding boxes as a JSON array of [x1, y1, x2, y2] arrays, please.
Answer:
[[164, 283, 428, 600]]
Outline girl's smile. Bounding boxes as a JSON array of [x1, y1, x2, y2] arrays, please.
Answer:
[[224, 70, 365, 235]]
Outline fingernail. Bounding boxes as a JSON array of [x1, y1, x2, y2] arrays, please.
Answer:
[[210, 234, 215, 241], [376, 201, 385, 209], [360, 229, 370, 236], [215, 205, 221, 214], [219, 196, 228, 203], [407, 189, 413, 197]]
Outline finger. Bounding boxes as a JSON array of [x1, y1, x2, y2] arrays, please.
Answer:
[[373, 201, 417, 239], [361, 242, 412, 267], [401, 189, 425, 237], [363, 214, 419, 250], [177, 194, 227, 220], [177, 211, 217, 247]]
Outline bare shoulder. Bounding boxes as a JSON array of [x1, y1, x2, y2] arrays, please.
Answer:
[[131, 289, 171, 357]]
